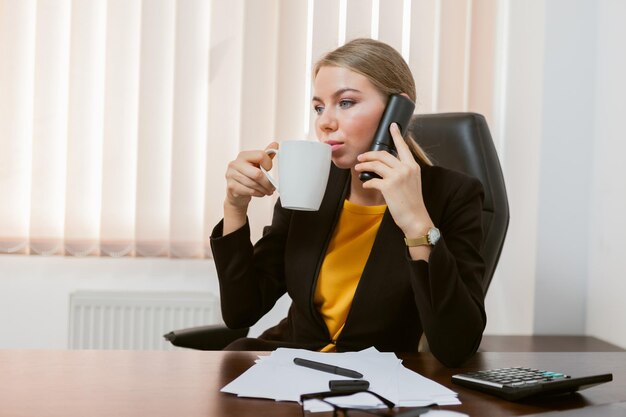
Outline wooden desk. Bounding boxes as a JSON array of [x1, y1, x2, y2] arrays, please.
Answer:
[[0, 350, 624, 417], [479, 335, 625, 352]]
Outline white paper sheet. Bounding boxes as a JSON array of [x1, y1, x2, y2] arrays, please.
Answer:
[[221, 347, 460, 411]]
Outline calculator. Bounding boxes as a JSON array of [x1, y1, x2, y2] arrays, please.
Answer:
[[451, 367, 613, 401]]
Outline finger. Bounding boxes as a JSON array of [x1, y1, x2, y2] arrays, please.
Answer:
[[235, 164, 276, 193], [237, 149, 267, 162], [389, 123, 414, 161], [265, 141, 279, 152], [259, 153, 278, 172], [226, 159, 274, 192], [355, 160, 394, 179], [259, 154, 274, 171], [231, 171, 274, 195], [236, 148, 275, 170], [357, 149, 401, 167], [360, 177, 383, 191], [231, 180, 269, 198], [259, 142, 279, 170], [229, 167, 275, 195]]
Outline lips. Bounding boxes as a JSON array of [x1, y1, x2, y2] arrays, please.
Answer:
[[324, 140, 344, 152]]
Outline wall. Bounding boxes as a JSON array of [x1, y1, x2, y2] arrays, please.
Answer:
[[0, 256, 214, 348], [483, 0, 544, 334], [586, 0, 626, 348], [0, 255, 289, 348], [464, 0, 626, 346], [533, 0, 596, 334], [498, 0, 626, 345]]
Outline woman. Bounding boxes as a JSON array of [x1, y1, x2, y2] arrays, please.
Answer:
[[210, 38, 485, 367]]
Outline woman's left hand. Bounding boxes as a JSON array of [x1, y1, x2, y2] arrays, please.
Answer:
[[354, 123, 434, 238]]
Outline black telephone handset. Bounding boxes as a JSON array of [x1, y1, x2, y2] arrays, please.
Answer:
[[359, 94, 416, 182]]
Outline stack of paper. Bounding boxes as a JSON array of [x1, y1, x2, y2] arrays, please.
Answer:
[[221, 347, 460, 412]]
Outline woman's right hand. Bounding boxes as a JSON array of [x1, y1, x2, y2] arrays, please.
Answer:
[[224, 142, 278, 211], [222, 143, 278, 235]]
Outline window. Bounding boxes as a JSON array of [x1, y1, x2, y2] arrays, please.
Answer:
[[0, 0, 495, 258]]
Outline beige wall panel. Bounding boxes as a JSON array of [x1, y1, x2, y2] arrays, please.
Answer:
[[275, 0, 309, 140], [345, 0, 373, 41], [436, 0, 469, 112], [29, 0, 71, 256], [467, 0, 497, 124], [135, 0, 176, 257], [169, 0, 212, 258], [100, 0, 142, 257], [377, 0, 404, 52], [409, 0, 437, 113], [238, 0, 280, 243], [202, 0, 247, 249], [308, 0, 340, 137], [311, 0, 340, 61], [64, 0, 107, 256]]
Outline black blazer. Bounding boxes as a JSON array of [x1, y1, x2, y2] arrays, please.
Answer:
[[211, 163, 486, 367]]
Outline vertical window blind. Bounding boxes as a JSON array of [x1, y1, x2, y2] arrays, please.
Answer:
[[0, 0, 497, 258]]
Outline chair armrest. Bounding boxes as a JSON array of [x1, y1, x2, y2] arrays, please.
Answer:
[[163, 324, 249, 350]]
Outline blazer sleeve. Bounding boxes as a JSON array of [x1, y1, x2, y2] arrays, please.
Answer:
[[410, 175, 486, 367], [210, 202, 292, 328]]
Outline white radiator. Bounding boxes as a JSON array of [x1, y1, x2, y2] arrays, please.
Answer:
[[68, 291, 220, 350]]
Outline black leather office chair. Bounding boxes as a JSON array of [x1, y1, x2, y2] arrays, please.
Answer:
[[411, 113, 509, 294], [164, 112, 509, 350]]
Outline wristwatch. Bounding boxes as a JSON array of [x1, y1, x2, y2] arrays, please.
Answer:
[[404, 227, 441, 247]]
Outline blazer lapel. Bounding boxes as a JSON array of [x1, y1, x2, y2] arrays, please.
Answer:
[[347, 209, 405, 298], [285, 165, 350, 330]]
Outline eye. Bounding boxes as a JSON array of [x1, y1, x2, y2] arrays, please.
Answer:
[[339, 99, 355, 109], [313, 105, 324, 115]]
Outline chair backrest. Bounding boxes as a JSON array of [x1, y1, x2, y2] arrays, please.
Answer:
[[409, 113, 509, 295]]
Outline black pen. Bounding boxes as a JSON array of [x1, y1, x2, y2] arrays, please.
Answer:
[[293, 357, 364, 379]]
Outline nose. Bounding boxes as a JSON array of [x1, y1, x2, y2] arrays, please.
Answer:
[[317, 107, 338, 134]]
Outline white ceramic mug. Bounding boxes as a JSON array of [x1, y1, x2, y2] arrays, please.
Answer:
[[261, 140, 332, 211]]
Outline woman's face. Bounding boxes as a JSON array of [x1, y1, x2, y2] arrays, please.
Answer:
[[312, 66, 386, 169]]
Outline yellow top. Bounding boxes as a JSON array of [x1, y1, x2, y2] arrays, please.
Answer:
[[314, 199, 386, 352]]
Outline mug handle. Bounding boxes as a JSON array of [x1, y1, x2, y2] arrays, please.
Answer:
[[259, 149, 279, 190]]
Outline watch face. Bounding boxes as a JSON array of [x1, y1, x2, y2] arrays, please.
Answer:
[[428, 227, 441, 245]]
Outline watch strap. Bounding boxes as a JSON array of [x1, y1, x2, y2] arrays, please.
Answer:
[[404, 235, 430, 247]]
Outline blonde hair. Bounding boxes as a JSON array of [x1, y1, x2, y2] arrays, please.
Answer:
[[314, 38, 432, 165]]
